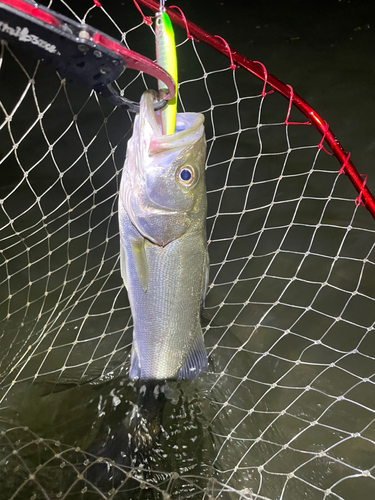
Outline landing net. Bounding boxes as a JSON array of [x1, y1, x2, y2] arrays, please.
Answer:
[[0, 1, 374, 499]]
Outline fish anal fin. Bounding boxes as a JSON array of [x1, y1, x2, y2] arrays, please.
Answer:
[[130, 236, 149, 292], [177, 330, 207, 380], [129, 346, 141, 379]]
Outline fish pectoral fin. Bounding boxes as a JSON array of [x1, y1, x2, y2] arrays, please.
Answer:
[[177, 329, 208, 380], [130, 236, 149, 292], [120, 245, 128, 291], [201, 250, 210, 308]]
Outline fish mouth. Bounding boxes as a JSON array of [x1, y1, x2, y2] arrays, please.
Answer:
[[139, 90, 162, 137], [139, 90, 205, 155]]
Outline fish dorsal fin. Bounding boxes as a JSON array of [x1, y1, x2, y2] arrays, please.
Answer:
[[120, 245, 128, 291], [130, 236, 149, 292], [177, 328, 208, 380]]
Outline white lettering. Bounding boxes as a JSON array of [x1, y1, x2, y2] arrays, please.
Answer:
[[19, 27, 31, 42], [0, 22, 57, 54]]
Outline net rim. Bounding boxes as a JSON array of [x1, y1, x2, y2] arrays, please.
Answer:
[[137, 0, 375, 220]]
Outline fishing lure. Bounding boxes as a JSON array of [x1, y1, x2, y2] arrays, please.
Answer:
[[155, 0, 178, 135], [0, 0, 175, 113]]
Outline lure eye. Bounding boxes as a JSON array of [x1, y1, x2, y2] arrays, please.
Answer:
[[176, 165, 197, 187]]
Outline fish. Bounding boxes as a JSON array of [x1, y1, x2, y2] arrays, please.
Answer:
[[119, 90, 209, 381], [155, 6, 178, 135]]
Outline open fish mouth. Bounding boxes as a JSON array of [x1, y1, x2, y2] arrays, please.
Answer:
[[138, 90, 205, 155]]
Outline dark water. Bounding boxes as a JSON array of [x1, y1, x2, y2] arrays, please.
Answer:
[[182, 0, 375, 178], [0, 0, 375, 499]]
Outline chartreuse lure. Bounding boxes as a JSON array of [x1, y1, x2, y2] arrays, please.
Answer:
[[155, 1, 178, 135]]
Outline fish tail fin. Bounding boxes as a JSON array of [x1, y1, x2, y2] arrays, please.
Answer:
[[177, 329, 208, 380]]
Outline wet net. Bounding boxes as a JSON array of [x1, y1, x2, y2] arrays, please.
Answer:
[[1, 1, 375, 499]]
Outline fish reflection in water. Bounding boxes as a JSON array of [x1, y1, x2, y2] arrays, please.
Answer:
[[85, 378, 216, 498], [86, 381, 166, 487]]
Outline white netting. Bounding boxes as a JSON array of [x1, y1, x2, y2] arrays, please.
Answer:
[[0, 1, 375, 499]]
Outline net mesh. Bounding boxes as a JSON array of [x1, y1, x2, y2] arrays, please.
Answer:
[[0, 1, 375, 499]]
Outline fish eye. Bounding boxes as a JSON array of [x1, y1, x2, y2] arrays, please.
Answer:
[[156, 18, 162, 25], [180, 169, 191, 181], [176, 165, 197, 187]]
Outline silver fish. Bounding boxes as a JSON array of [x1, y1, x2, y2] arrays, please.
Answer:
[[119, 90, 208, 380]]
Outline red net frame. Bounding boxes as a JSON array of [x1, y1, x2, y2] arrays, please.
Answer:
[[137, 0, 375, 220]]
